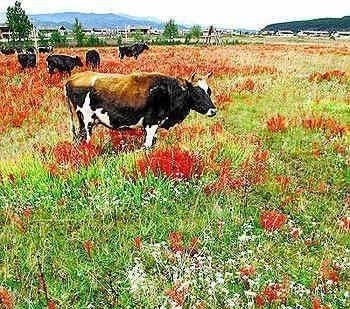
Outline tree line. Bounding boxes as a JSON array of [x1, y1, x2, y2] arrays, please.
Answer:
[[4, 1, 205, 48]]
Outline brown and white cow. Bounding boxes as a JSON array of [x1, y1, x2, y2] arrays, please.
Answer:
[[64, 71, 217, 148]]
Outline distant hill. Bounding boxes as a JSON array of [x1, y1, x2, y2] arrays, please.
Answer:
[[30, 12, 166, 29], [262, 16, 350, 32]]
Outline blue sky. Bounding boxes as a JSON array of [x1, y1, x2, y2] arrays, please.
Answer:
[[0, 0, 349, 29]]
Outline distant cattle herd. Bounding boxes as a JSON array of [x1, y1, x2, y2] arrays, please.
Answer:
[[0, 42, 150, 73]]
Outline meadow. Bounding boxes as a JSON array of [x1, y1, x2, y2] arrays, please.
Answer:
[[0, 43, 349, 308]]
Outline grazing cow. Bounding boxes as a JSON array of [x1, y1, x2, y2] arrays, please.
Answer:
[[64, 71, 217, 147], [1, 47, 16, 55], [18, 53, 37, 70], [39, 46, 54, 53], [119, 42, 149, 60], [86, 49, 100, 69], [46, 54, 84, 75], [26, 47, 36, 54]]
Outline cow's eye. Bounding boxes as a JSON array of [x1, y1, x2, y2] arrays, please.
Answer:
[[207, 88, 212, 97]]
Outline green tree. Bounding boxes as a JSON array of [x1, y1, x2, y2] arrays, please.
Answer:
[[50, 30, 67, 47], [38, 31, 48, 46], [72, 18, 85, 47], [6, 1, 33, 43], [190, 25, 202, 42], [132, 30, 144, 42], [163, 19, 178, 40], [86, 34, 105, 47]]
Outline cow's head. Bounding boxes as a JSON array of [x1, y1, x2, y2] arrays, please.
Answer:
[[142, 43, 149, 50], [186, 72, 217, 117], [75, 56, 84, 67]]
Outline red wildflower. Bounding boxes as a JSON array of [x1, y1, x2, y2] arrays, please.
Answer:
[[83, 240, 94, 258], [255, 294, 265, 308], [169, 232, 184, 253], [134, 237, 142, 250], [236, 78, 256, 92], [320, 260, 340, 284], [260, 210, 287, 231], [165, 281, 189, 307], [267, 115, 286, 132], [47, 300, 56, 309], [275, 175, 290, 191], [137, 148, 203, 180], [339, 216, 350, 231], [22, 207, 32, 219], [0, 287, 13, 309], [312, 298, 328, 309], [240, 265, 255, 278], [256, 280, 289, 306]]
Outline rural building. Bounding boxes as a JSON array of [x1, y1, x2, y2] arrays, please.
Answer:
[[39, 25, 67, 38], [276, 30, 294, 37], [297, 30, 330, 37], [334, 31, 350, 39], [0, 23, 10, 40], [260, 30, 275, 35]]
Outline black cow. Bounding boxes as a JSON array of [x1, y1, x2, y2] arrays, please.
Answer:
[[1, 48, 16, 55], [65, 71, 216, 146], [46, 54, 84, 75], [26, 47, 36, 54], [119, 42, 149, 60], [18, 53, 37, 70], [39, 46, 54, 53], [86, 49, 100, 69]]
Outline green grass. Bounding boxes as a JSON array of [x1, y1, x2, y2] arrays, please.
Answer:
[[0, 44, 349, 308]]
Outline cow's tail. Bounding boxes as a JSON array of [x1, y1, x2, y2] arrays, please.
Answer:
[[64, 83, 77, 142]]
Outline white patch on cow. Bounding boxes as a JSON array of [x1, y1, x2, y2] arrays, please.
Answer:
[[77, 92, 94, 142], [206, 108, 217, 117], [95, 108, 111, 127], [149, 86, 159, 93], [197, 79, 209, 92], [159, 117, 168, 126], [144, 124, 158, 148]]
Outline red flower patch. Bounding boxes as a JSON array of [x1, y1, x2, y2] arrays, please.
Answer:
[[137, 148, 203, 180], [0, 287, 13, 309], [309, 70, 346, 83], [52, 141, 101, 169], [267, 115, 286, 133], [109, 129, 144, 152], [302, 117, 347, 137], [260, 210, 287, 231]]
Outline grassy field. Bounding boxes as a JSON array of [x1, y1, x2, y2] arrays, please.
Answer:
[[0, 43, 349, 308]]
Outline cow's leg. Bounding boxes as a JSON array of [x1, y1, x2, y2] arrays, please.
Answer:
[[144, 124, 158, 148], [76, 92, 95, 143], [76, 111, 87, 142]]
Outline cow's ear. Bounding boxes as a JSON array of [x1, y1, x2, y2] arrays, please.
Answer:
[[188, 72, 196, 82], [205, 72, 213, 79]]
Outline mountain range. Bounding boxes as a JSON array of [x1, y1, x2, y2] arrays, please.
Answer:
[[29, 12, 167, 29], [262, 16, 350, 32]]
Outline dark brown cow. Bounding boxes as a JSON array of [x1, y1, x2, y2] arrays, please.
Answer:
[[64, 71, 217, 147]]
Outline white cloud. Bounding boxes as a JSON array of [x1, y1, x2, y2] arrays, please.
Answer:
[[0, 0, 349, 29]]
